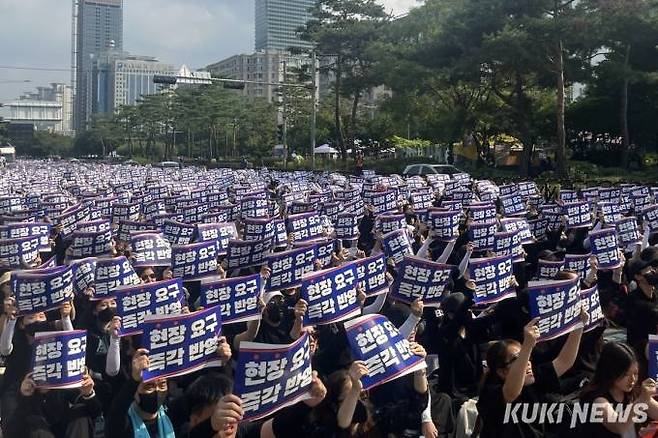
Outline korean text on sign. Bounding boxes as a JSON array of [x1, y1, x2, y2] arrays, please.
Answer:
[[528, 277, 583, 341], [468, 254, 516, 306], [199, 274, 261, 324], [300, 261, 362, 325], [390, 256, 455, 306], [30, 330, 87, 389]]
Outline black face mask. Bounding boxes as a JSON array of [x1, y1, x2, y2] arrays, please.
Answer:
[[98, 307, 117, 324], [137, 392, 163, 415], [267, 303, 285, 323], [644, 272, 658, 286], [24, 321, 50, 336]]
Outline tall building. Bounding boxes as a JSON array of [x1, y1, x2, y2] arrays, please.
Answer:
[[205, 51, 312, 104], [255, 0, 315, 52], [92, 48, 176, 114], [72, 0, 123, 132], [7, 83, 73, 134]]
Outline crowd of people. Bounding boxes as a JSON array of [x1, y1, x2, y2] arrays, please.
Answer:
[[0, 160, 658, 438]]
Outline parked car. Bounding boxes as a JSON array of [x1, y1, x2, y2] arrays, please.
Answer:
[[402, 164, 462, 176], [156, 161, 181, 168]]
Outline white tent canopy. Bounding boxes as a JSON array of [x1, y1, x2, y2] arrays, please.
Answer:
[[314, 144, 338, 154]]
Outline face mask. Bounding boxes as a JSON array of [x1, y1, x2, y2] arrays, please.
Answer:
[[137, 391, 163, 415], [267, 303, 285, 323], [98, 307, 117, 324], [24, 321, 50, 336], [644, 272, 658, 286]]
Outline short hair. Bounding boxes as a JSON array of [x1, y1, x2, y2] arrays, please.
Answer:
[[186, 373, 233, 416]]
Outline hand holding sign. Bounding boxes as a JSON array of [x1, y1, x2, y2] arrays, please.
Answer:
[[132, 348, 150, 382], [523, 317, 541, 349]]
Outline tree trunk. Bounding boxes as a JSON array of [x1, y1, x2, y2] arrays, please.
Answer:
[[345, 91, 361, 166], [620, 44, 631, 169], [514, 72, 532, 178], [555, 39, 567, 177], [334, 59, 346, 161]]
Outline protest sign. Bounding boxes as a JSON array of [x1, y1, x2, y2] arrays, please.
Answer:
[[528, 277, 583, 341], [243, 217, 275, 243], [428, 210, 461, 241], [410, 189, 434, 210], [162, 219, 196, 245], [563, 201, 592, 229], [94, 256, 141, 297], [615, 217, 641, 247], [13, 265, 74, 314], [580, 285, 604, 332], [468, 203, 497, 222], [468, 220, 498, 251], [537, 259, 565, 279], [199, 274, 261, 324], [69, 257, 96, 294], [116, 220, 157, 243], [68, 229, 113, 259], [381, 229, 413, 264], [335, 213, 359, 240], [0, 222, 51, 252], [171, 240, 218, 279], [292, 239, 335, 269], [493, 230, 524, 263], [367, 190, 398, 215], [468, 254, 516, 306], [240, 196, 270, 219], [376, 214, 407, 234], [130, 233, 171, 267], [272, 219, 289, 248], [266, 245, 316, 291], [390, 256, 455, 306], [0, 235, 41, 268], [564, 253, 592, 279], [500, 218, 534, 245], [30, 330, 87, 389], [645, 205, 658, 232], [344, 314, 426, 390], [234, 333, 313, 421], [353, 254, 388, 297], [55, 203, 91, 239], [500, 194, 526, 216], [528, 218, 549, 241], [226, 239, 272, 270], [114, 278, 184, 336], [649, 335, 658, 381], [301, 262, 361, 325], [589, 228, 622, 269], [599, 201, 626, 224], [196, 222, 237, 255], [287, 213, 324, 243], [141, 306, 222, 381]]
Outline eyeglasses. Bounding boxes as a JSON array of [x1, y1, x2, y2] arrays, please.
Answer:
[[141, 273, 156, 281]]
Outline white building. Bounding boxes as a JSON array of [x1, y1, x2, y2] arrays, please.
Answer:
[[7, 83, 73, 134]]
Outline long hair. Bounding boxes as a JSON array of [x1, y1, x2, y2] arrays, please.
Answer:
[[481, 339, 522, 387], [581, 341, 637, 401]]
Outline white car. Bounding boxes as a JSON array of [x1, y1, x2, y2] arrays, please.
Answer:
[[403, 164, 462, 176]]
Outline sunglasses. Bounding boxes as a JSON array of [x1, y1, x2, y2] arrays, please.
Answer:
[[141, 273, 156, 280]]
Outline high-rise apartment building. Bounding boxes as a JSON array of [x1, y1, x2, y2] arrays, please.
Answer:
[[7, 83, 73, 134], [255, 0, 315, 52], [72, 0, 123, 131]]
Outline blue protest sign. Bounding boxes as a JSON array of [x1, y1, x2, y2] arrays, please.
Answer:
[[564, 253, 592, 279], [0, 235, 41, 268], [599, 187, 621, 203], [344, 314, 426, 390], [614, 217, 641, 247], [528, 218, 549, 241], [131, 233, 171, 267], [199, 274, 261, 324], [162, 219, 196, 245], [645, 205, 658, 232], [493, 230, 524, 263], [410, 188, 434, 210], [376, 214, 407, 234], [467, 254, 515, 305], [428, 209, 461, 241], [500, 218, 534, 245], [114, 278, 184, 336], [0, 222, 51, 252], [528, 277, 582, 341], [243, 217, 275, 243], [381, 229, 413, 264], [226, 239, 272, 270], [390, 256, 455, 306], [241, 196, 270, 219], [196, 222, 237, 255], [287, 213, 324, 243], [171, 240, 218, 280], [599, 201, 626, 224], [563, 201, 592, 229], [266, 245, 316, 291], [559, 190, 578, 203], [354, 254, 388, 297], [537, 259, 565, 279], [301, 261, 361, 325], [31, 330, 87, 389], [580, 285, 604, 332], [468, 203, 497, 222], [116, 220, 157, 243], [94, 256, 141, 297], [649, 335, 658, 381], [342, 197, 365, 217], [272, 219, 289, 248], [13, 265, 74, 314], [76, 219, 111, 233], [68, 229, 113, 259], [335, 213, 359, 240], [55, 203, 91, 239], [468, 220, 498, 251], [500, 194, 526, 216], [234, 333, 313, 421], [141, 306, 222, 382], [589, 228, 622, 270], [111, 202, 141, 223], [69, 257, 96, 294], [292, 238, 335, 269]]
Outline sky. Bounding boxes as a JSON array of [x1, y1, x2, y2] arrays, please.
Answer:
[[0, 0, 421, 107]]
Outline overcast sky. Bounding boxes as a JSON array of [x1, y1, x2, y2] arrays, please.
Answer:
[[0, 0, 420, 106]]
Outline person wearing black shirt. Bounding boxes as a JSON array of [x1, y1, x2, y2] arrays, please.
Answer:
[[477, 311, 587, 438], [626, 247, 658, 354]]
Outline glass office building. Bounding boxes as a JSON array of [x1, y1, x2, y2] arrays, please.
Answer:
[[255, 0, 315, 52]]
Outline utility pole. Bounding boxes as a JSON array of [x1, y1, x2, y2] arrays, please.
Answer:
[[311, 51, 318, 171]]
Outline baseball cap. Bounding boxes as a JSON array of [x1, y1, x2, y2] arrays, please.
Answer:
[[628, 246, 658, 279]]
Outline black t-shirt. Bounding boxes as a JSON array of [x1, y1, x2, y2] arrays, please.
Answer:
[[253, 317, 294, 345], [625, 288, 658, 349], [477, 361, 560, 438], [577, 390, 630, 438]]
